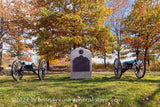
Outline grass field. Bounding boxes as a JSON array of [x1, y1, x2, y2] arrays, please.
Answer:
[[0, 73, 159, 107]]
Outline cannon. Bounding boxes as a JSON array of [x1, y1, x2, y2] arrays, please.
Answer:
[[11, 59, 47, 81], [113, 58, 146, 79]]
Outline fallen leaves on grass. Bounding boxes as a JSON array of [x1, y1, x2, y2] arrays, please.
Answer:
[[90, 95, 94, 97], [142, 96, 151, 102], [77, 96, 80, 99], [112, 95, 116, 99], [104, 99, 108, 102], [74, 104, 78, 107], [115, 100, 119, 104], [108, 102, 111, 107], [72, 99, 76, 103]]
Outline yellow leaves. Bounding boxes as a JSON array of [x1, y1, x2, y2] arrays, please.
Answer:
[[73, 36, 82, 44], [104, 40, 108, 45], [150, 61, 158, 66], [49, 59, 59, 65], [31, 0, 114, 60], [40, 7, 51, 16], [97, 19, 105, 29]]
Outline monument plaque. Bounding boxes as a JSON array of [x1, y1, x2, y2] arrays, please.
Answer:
[[71, 47, 92, 79]]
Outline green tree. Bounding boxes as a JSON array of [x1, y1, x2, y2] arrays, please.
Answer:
[[91, 26, 116, 68]]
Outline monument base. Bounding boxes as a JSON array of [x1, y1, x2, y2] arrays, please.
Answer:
[[71, 72, 92, 79]]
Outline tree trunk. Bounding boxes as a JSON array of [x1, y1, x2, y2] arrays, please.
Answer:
[[47, 60, 50, 70], [0, 37, 2, 71], [73, 3, 76, 50], [73, 44, 76, 49], [104, 53, 106, 68], [144, 47, 148, 62], [116, 31, 120, 59], [144, 34, 149, 63], [136, 47, 139, 59], [0, 15, 3, 71], [148, 59, 150, 66]]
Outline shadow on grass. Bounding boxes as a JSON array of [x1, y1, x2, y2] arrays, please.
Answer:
[[0, 79, 15, 84], [0, 76, 40, 84], [60, 85, 114, 99], [17, 73, 159, 87], [1, 74, 159, 85], [136, 84, 160, 106], [36, 75, 160, 84]]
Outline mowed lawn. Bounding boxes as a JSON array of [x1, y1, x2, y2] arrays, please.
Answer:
[[0, 72, 159, 107]]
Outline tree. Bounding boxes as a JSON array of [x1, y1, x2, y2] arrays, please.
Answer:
[[5, 25, 32, 60], [0, 0, 13, 70], [3, 0, 33, 60], [122, 0, 160, 62], [91, 26, 116, 68], [31, 0, 112, 66], [107, 0, 133, 59]]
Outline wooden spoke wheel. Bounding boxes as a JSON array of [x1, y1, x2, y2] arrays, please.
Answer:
[[31, 63, 38, 75], [33, 70, 38, 75], [38, 59, 47, 80], [135, 59, 146, 79], [114, 58, 122, 79], [11, 60, 23, 81]]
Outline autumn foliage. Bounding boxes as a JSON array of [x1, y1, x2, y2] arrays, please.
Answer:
[[21, 55, 32, 62], [0, 0, 159, 68], [122, 0, 160, 61]]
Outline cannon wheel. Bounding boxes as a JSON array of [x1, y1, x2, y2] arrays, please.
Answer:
[[11, 60, 23, 81], [33, 70, 38, 75], [31, 63, 38, 75], [38, 59, 47, 80], [114, 58, 122, 79], [135, 59, 146, 79]]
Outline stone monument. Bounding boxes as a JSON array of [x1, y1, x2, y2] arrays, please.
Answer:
[[71, 47, 92, 79]]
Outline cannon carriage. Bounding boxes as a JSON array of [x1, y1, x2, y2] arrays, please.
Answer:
[[113, 58, 146, 79], [11, 59, 47, 81]]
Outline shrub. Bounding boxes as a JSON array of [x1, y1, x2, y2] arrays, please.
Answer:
[[92, 63, 105, 69], [0, 69, 11, 76], [92, 62, 113, 70], [146, 61, 160, 71], [149, 65, 160, 71]]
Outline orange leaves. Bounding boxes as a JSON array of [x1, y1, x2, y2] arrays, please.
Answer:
[[122, 0, 160, 60], [104, 40, 108, 45], [21, 56, 32, 62], [123, 36, 133, 44], [156, 21, 160, 26], [24, 47, 31, 52]]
